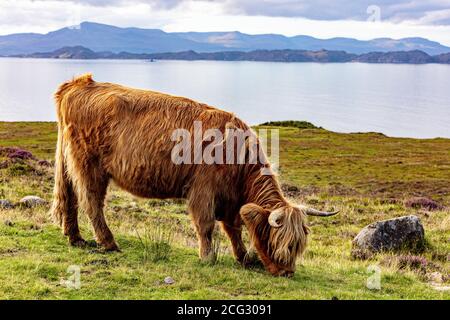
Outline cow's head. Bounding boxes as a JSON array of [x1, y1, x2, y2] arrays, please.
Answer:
[[240, 203, 337, 277]]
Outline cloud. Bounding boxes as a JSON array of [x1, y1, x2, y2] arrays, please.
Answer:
[[20, 0, 450, 25], [96, 0, 184, 9], [2, 0, 450, 47], [54, 0, 203, 9], [222, 0, 450, 25]]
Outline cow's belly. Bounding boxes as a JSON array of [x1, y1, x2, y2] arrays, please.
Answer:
[[108, 159, 189, 199]]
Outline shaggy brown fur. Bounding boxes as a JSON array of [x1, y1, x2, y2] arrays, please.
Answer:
[[51, 74, 310, 276]]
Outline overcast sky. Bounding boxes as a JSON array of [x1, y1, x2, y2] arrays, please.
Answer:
[[1, 0, 450, 45]]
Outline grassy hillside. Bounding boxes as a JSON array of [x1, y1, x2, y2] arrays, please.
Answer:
[[0, 121, 448, 299]]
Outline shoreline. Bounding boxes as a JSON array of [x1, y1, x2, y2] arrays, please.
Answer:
[[3, 55, 450, 66], [0, 120, 448, 140]]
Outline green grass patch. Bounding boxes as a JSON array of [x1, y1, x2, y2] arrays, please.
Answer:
[[0, 121, 448, 300], [259, 120, 321, 129]]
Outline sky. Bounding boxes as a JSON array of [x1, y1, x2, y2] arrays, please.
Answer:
[[1, 0, 450, 45]]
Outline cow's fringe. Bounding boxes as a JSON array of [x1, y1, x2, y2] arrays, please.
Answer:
[[243, 172, 309, 269]]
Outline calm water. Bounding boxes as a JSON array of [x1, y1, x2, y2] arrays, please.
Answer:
[[0, 58, 449, 138]]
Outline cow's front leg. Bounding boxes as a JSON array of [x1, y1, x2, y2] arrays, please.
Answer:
[[188, 181, 218, 261], [221, 216, 247, 264], [192, 216, 215, 261], [189, 201, 215, 261]]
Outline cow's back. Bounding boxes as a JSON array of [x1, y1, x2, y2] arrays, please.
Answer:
[[56, 74, 248, 199]]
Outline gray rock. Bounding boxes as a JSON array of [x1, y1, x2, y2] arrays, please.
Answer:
[[352, 215, 425, 258], [0, 199, 14, 209], [164, 276, 175, 285], [19, 195, 47, 208]]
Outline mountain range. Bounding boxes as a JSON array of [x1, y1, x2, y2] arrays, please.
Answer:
[[1, 21, 449, 56], [15, 46, 450, 64]]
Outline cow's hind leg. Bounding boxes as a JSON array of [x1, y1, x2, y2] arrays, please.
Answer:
[[63, 181, 84, 246], [73, 165, 119, 251], [52, 176, 85, 246]]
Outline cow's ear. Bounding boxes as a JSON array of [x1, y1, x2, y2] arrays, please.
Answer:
[[240, 203, 269, 229]]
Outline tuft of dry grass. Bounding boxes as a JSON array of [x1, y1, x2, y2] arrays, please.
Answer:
[[135, 225, 174, 263]]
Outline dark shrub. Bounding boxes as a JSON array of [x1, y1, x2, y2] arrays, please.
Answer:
[[404, 197, 443, 211], [37, 160, 52, 167], [8, 150, 33, 160], [0, 147, 34, 160], [7, 162, 35, 176], [0, 160, 9, 169], [397, 255, 428, 272], [259, 120, 321, 129]]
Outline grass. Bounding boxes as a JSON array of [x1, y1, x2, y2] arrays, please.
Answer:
[[0, 121, 449, 300], [136, 225, 174, 263]]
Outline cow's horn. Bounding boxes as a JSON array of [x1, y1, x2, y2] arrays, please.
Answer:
[[305, 208, 339, 217], [268, 210, 284, 228]]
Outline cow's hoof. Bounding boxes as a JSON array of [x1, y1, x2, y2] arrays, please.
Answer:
[[272, 270, 294, 278], [199, 252, 217, 264], [69, 238, 87, 248], [100, 242, 121, 252], [242, 252, 264, 269]]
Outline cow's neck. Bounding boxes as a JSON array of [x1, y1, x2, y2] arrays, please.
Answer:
[[245, 170, 287, 210]]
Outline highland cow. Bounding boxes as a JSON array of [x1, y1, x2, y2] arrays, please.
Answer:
[[51, 74, 337, 277]]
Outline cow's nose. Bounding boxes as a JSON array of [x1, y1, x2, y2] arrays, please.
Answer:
[[284, 271, 294, 278], [278, 269, 294, 278]]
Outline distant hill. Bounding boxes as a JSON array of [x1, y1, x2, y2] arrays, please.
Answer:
[[146, 49, 358, 62], [433, 53, 450, 63], [1, 21, 450, 56], [22, 46, 150, 60], [354, 50, 434, 64], [15, 46, 450, 64]]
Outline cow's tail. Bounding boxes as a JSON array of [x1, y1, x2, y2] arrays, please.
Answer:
[[50, 75, 92, 226], [50, 121, 71, 227]]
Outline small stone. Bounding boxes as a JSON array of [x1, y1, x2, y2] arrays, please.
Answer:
[[352, 215, 425, 259], [164, 276, 175, 285], [430, 285, 450, 292], [427, 272, 443, 284], [19, 195, 47, 208], [4, 219, 14, 227], [0, 199, 14, 209]]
